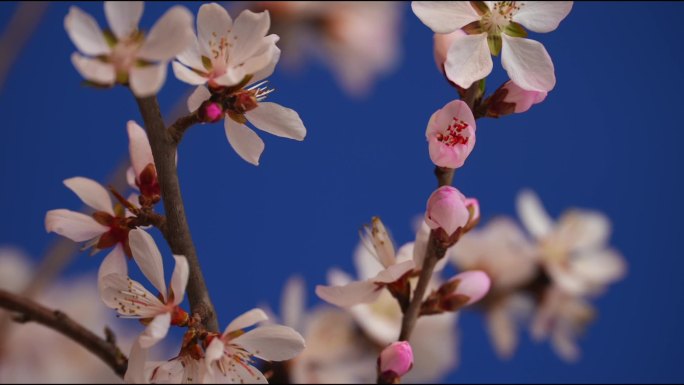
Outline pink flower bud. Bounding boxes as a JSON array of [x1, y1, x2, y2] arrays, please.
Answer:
[[379, 341, 413, 377], [449, 270, 491, 306], [204, 102, 223, 122], [426, 100, 476, 169], [433, 30, 466, 75], [502, 81, 547, 113], [425, 186, 471, 236]]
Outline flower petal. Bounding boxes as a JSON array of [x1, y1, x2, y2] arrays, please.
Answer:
[[124, 339, 149, 384], [224, 118, 265, 166], [205, 338, 225, 365], [127, 121, 154, 179], [176, 34, 205, 71], [64, 6, 110, 56], [513, 2, 573, 33], [251, 40, 281, 84], [245, 102, 306, 141], [172, 61, 209, 86], [281, 276, 305, 330], [232, 325, 306, 361], [516, 189, 553, 240], [187, 85, 211, 113], [197, 3, 233, 57], [374, 260, 415, 284], [137, 6, 194, 62], [139, 312, 172, 348], [45, 209, 107, 242], [411, 1, 481, 34], [100, 273, 164, 317], [71, 53, 115, 85], [230, 10, 271, 66], [64, 176, 114, 215], [556, 210, 611, 251], [129, 62, 167, 97], [445, 32, 493, 89], [501, 34, 555, 92], [315, 280, 382, 308], [98, 245, 127, 307], [209, 358, 267, 384], [226, 308, 269, 335], [238, 38, 279, 80], [104, 1, 143, 40], [170, 255, 189, 306], [128, 229, 167, 300]]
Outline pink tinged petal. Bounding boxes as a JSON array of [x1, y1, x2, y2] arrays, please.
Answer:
[[232, 325, 306, 361], [238, 40, 279, 80], [411, 1, 481, 34], [354, 242, 385, 280], [124, 339, 149, 384], [99, 273, 162, 316], [230, 10, 271, 65], [45, 209, 107, 242], [502, 81, 547, 113], [169, 255, 189, 306], [513, 1, 573, 33], [425, 186, 470, 236], [64, 176, 114, 215], [64, 6, 110, 56], [127, 121, 154, 178], [226, 308, 269, 335], [139, 312, 172, 348], [213, 69, 245, 87], [71, 53, 115, 85], [172, 61, 209, 86], [374, 260, 415, 284], [245, 102, 306, 141], [98, 245, 128, 307], [445, 32, 493, 89], [281, 276, 305, 330], [104, 1, 143, 40], [426, 99, 476, 168], [380, 341, 413, 377], [224, 118, 265, 166], [187, 85, 212, 113], [209, 358, 267, 384], [137, 6, 194, 62], [516, 189, 553, 240], [197, 3, 233, 57], [251, 40, 281, 84], [315, 280, 382, 308], [205, 339, 225, 365], [434, 30, 466, 74], [128, 229, 167, 300], [501, 34, 556, 92], [129, 62, 167, 97], [451, 270, 491, 305], [175, 34, 204, 71]]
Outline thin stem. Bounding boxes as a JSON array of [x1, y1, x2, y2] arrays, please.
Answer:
[[168, 112, 201, 145], [0, 289, 128, 377], [134, 95, 219, 332]]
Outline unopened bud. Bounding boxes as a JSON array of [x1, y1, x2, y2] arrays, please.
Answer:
[[445, 270, 491, 307], [426, 186, 477, 237], [202, 102, 224, 123], [487, 81, 547, 118], [379, 341, 413, 381]]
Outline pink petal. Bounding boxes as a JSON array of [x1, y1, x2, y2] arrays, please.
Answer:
[[64, 176, 114, 214], [45, 209, 107, 242], [425, 186, 470, 236], [225, 308, 269, 335], [127, 121, 154, 179], [374, 260, 415, 284], [128, 229, 167, 300], [501, 34, 555, 92], [513, 1, 573, 33], [379, 341, 413, 376], [98, 245, 128, 308], [411, 1, 480, 34], [232, 325, 306, 361], [169, 255, 189, 306], [450, 270, 491, 305], [315, 280, 382, 308], [445, 32, 493, 89]]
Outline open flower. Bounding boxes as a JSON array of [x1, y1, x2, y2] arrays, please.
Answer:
[[413, 1, 573, 91], [173, 3, 306, 166], [316, 217, 416, 308], [100, 229, 189, 348], [64, 1, 194, 96], [126, 121, 160, 206], [204, 308, 305, 383], [426, 100, 476, 169], [517, 190, 626, 297]]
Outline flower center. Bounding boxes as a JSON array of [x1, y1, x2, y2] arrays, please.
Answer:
[[481, 1, 521, 35], [436, 117, 470, 147]]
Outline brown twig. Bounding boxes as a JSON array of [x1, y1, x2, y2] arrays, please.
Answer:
[[134, 95, 219, 332], [168, 112, 201, 145], [0, 289, 127, 377]]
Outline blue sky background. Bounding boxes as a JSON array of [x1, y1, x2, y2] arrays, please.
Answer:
[[1, 1, 683, 383]]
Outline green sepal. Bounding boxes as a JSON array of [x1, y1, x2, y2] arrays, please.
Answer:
[[487, 33, 502, 56], [504, 22, 528, 38]]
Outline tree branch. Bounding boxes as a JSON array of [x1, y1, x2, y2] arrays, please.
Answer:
[[168, 112, 201, 145], [134, 95, 219, 332], [0, 289, 127, 377]]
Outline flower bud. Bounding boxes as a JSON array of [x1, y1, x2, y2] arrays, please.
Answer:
[[379, 341, 413, 379], [425, 186, 473, 236], [203, 102, 223, 123], [486, 81, 548, 118], [445, 270, 491, 306]]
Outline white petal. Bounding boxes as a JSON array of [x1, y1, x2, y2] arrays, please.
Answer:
[[570, 249, 626, 286], [374, 260, 415, 284], [230, 10, 271, 66], [412, 1, 480, 34], [127, 121, 154, 178], [354, 241, 385, 280], [516, 189, 554, 240], [45, 209, 107, 242], [226, 308, 269, 335], [501, 34, 556, 92], [238, 40, 279, 80], [128, 229, 167, 300], [513, 2, 573, 33], [64, 176, 114, 214], [556, 210, 611, 251], [232, 325, 306, 361], [187, 85, 211, 113], [281, 276, 305, 330], [245, 102, 306, 141], [315, 280, 382, 308], [172, 61, 209, 86], [251, 41, 280, 84], [197, 3, 233, 56], [129, 63, 167, 97], [176, 34, 205, 71], [205, 338, 225, 365], [124, 339, 149, 384], [104, 1, 143, 40], [71, 53, 115, 85], [224, 119, 265, 166], [64, 6, 110, 56], [170, 255, 189, 306], [98, 245, 128, 308], [209, 358, 267, 384], [139, 312, 172, 348], [444, 32, 493, 89], [137, 6, 194, 62], [100, 274, 164, 317]]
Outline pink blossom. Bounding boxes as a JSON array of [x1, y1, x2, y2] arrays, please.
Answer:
[[433, 29, 466, 75], [204, 102, 223, 122], [425, 186, 477, 236], [426, 100, 476, 169], [379, 341, 413, 377], [448, 270, 491, 306], [502, 81, 548, 113]]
